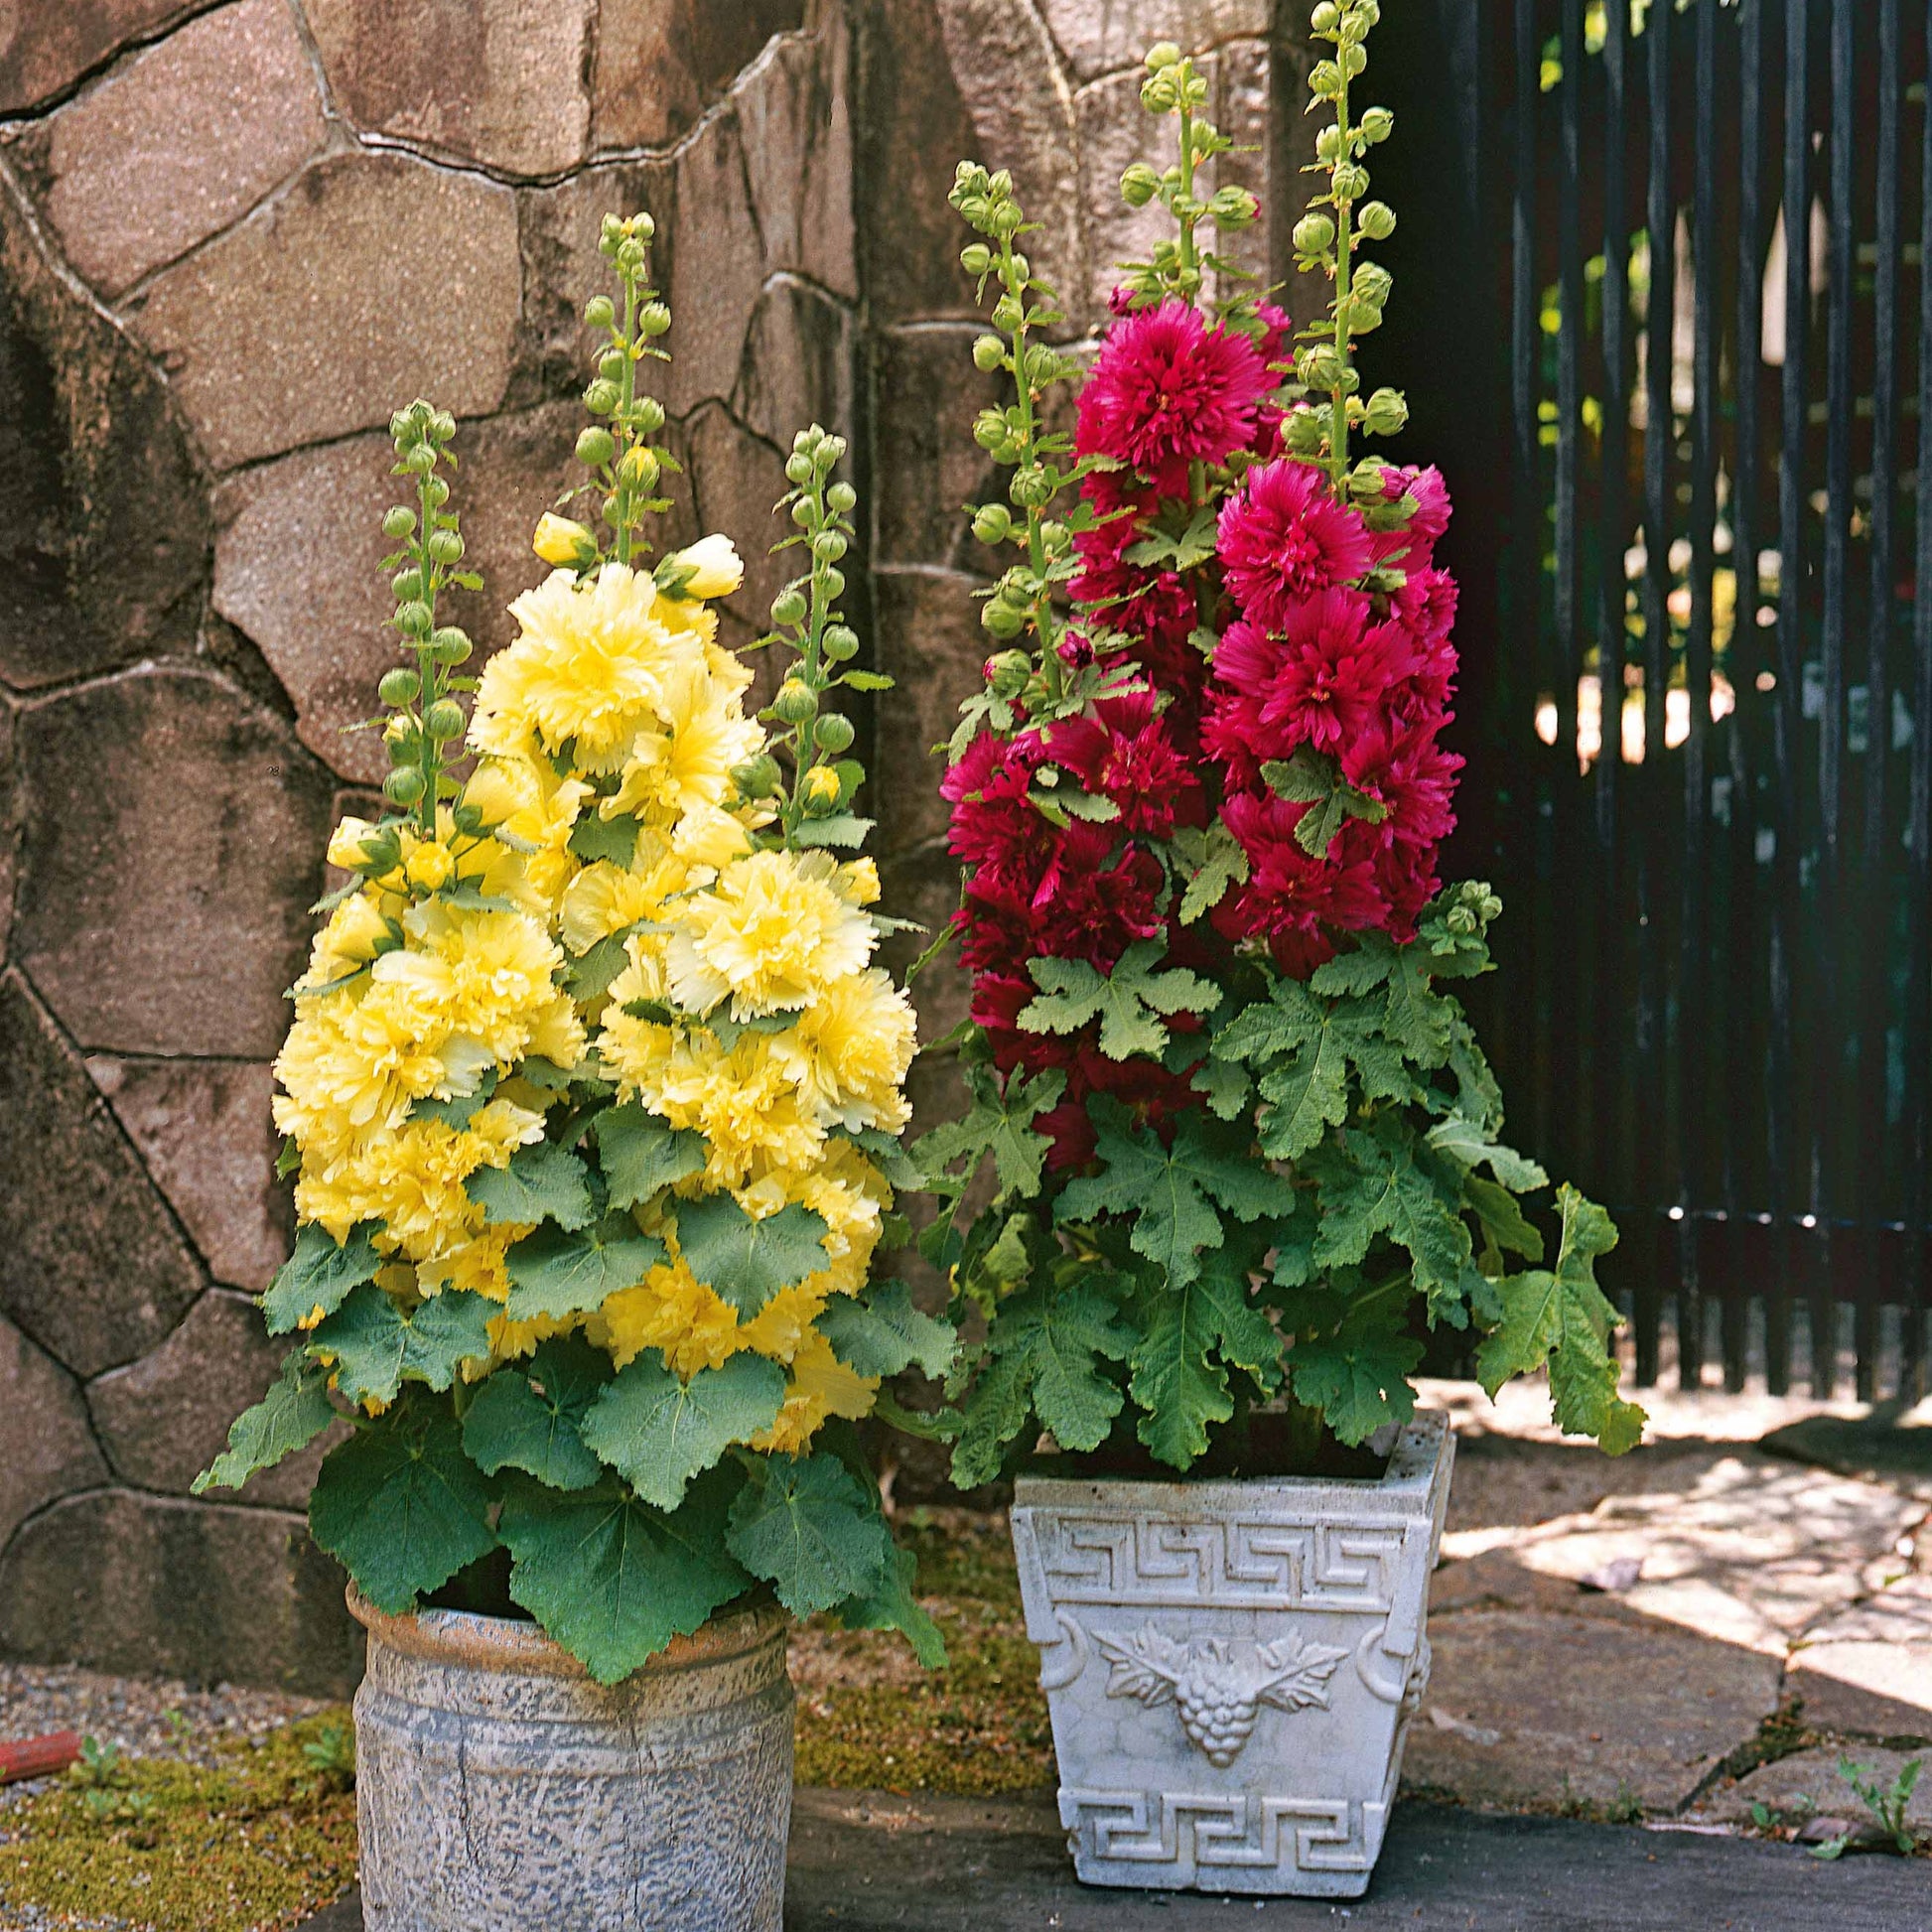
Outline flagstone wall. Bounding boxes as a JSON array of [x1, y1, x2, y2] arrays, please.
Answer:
[[0, 0, 1301, 1693]]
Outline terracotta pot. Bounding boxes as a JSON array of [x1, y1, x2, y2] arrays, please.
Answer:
[[1010, 1410, 1453, 1899], [347, 1587, 793, 1930]]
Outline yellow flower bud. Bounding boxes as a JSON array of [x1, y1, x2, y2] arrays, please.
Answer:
[[405, 842, 455, 892], [803, 765, 843, 810], [533, 512, 595, 568], [327, 817, 377, 871], [326, 891, 392, 964], [666, 533, 744, 600]]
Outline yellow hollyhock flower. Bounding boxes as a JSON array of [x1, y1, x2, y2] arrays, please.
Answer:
[[665, 533, 744, 599]]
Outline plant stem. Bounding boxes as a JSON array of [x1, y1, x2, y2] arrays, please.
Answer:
[[415, 469, 440, 837], [1000, 234, 1063, 700], [614, 276, 641, 568], [1329, 74, 1354, 492], [1176, 84, 1199, 287]]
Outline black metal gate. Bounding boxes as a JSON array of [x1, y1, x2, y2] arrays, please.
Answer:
[[1363, 0, 1932, 1397]]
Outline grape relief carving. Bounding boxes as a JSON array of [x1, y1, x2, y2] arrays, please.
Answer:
[[1093, 1624, 1350, 1767]]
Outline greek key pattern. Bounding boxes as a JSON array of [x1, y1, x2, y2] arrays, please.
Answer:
[[1029, 1513, 1409, 1615], [1060, 1787, 1381, 1874]]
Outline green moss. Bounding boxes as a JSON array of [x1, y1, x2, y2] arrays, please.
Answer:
[[0, 1712, 356, 1931], [793, 1509, 1055, 1797]]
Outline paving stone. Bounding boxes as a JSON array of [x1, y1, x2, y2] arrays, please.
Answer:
[[1701, 1743, 1932, 1836], [1763, 1410, 1932, 1504], [0, 174, 208, 691], [1443, 1451, 1925, 1656], [1035, 0, 1271, 83], [0, 1311, 106, 1555], [593, 0, 807, 156], [83, 1057, 288, 1290], [733, 275, 853, 454], [870, 326, 1004, 570], [0, 973, 203, 1377], [306, 0, 593, 178], [1444, 1436, 1737, 1536], [871, 567, 988, 864], [0, 1488, 361, 1698], [213, 402, 581, 784], [86, 1287, 338, 1508], [129, 151, 520, 471], [932, 0, 1087, 335], [13, 666, 335, 1057], [18, 0, 324, 298], [1408, 1607, 1782, 1813], [0, 0, 183, 112], [1788, 1575, 1932, 1743]]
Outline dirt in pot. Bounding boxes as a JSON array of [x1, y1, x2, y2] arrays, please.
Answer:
[[1024, 1408, 1392, 1485]]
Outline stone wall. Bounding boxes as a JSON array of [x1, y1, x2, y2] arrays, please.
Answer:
[[0, 0, 1304, 1694]]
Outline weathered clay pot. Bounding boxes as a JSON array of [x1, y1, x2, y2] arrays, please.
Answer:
[[348, 1588, 793, 1930], [1010, 1410, 1453, 1899]]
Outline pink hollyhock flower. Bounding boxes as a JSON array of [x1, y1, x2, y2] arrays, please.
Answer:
[[1214, 791, 1388, 976], [1216, 460, 1374, 629], [1074, 299, 1271, 493], [1395, 564, 1458, 643], [1256, 592, 1416, 756], [1047, 692, 1201, 838], [1368, 463, 1453, 573]]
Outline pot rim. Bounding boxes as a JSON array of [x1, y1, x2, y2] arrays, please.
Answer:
[[346, 1585, 788, 1681], [1010, 1408, 1451, 1511]]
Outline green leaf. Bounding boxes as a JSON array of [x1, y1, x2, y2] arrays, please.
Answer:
[[566, 927, 636, 999], [1122, 502, 1219, 571], [1188, 1054, 1253, 1121], [727, 1450, 898, 1617], [1019, 936, 1221, 1061], [460, 1335, 610, 1490], [262, 1222, 381, 1335], [817, 1281, 957, 1381], [1289, 1305, 1424, 1447], [1382, 948, 1455, 1067], [832, 1544, 947, 1668], [581, 1351, 786, 1511], [504, 1214, 668, 1321], [1466, 1174, 1546, 1264], [309, 1394, 496, 1614], [311, 1283, 495, 1406], [1426, 1116, 1550, 1192], [1260, 748, 1388, 856], [791, 813, 875, 850], [1310, 936, 1396, 997], [911, 1063, 1065, 1199], [841, 670, 896, 692], [1057, 1101, 1297, 1288], [499, 1466, 751, 1684], [469, 1141, 597, 1230], [837, 1126, 923, 1192], [193, 1351, 336, 1495], [673, 1196, 831, 1317], [412, 1068, 500, 1129], [567, 812, 641, 866], [1255, 1031, 1350, 1159], [1311, 1128, 1473, 1310], [1475, 1186, 1642, 1453], [1170, 822, 1251, 924], [595, 1104, 707, 1210], [1128, 1259, 1281, 1470]]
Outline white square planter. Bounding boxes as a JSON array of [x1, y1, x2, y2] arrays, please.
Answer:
[[1010, 1411, 1453, 1899]]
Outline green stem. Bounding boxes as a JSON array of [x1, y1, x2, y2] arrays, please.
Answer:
[[1000, 234, 1063, 700], [614, 275, 641, 567], [415, 469, 440, 837], [1329, 75, 1354, 493], [1176, 81, 1199, 288]]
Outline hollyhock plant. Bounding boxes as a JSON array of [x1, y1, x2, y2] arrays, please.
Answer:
[[919, 20, 1642, 1483]]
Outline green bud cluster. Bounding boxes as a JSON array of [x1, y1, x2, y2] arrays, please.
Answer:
[[375, 401, 480, 833], [563, 211, 679, 572], [753, 426, 891, 844], [1290, 0, 1409, 493], [1112, 45, 1260, 318]]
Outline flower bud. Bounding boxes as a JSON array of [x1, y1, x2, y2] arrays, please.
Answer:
[[401, 444, 437, 476], [991, 292, 1024, 333], [960, 242, 992, 276], [1341, 41, 1367, 77], [584, 379, 620, 416], [617, 239, 646, 274], [1120, 162, 1162, 208], [638, 302, 672, 338], [972, 409, 1010, 454], [972, 502, 1013, 545], [1333, 162, 1370, 202], [1315, 124, 1344, 163], [1210, 186, 1260, 230], [821, 565, 846, 600], [618, 446, 660, 491], [381, 505, 416, 540], [395, 600, 433, 636], [814, 713, 856, 754], [425, 699, 466, 741], [981, 601, 1026, 640], [383, 767, 426, 808], [1360, 106, 1395, 144], [1311, 1, 1340, 29], [1144, 41, 1182, 69], [391, 567, 423, 600], [771, 587, 809, 627], [1311, 59, 1342, 97], [972, 334, 1006, 373], [1284, 407, 1326, 455], [327, 817, 379, 870], [1011, 466, 1052, 509], [405, 841, 454, 891], [828, 481, 858, 514], [597, 348, 626, 382], [773, 679, 818, 725], [426, 528, 464, 566], [430, 625, 473, 665], [533, 512, 596, 568], [1363, 387, 1409, 436], [424, 477, 450, 509], [801, 765, 843, 814], [1294, 211, 1336, 257], [1141, 72, 1177, 112], [584, 294, 615, 329], [378, 667, 420, 708], [576, 426, 616, 468], [666, 533, 744, 599], [1353, 262, 1393, 307], [1357, 200, 1397, 240], [785, 452, 815, 486], [823, 623, 860, 661], [731, 754, 781, 798], [984, 649, 1031, 697], [812, 531, 848, 563]]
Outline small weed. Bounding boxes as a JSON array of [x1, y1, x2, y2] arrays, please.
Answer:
[[302, 1720, 356, 1794], [65, 1735, 125, 1791], [1605, 1781, 1644, 1825], [1811, 1756, 1922, 1861]]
